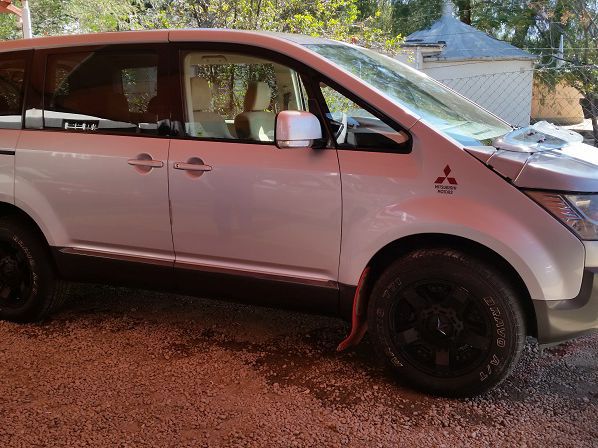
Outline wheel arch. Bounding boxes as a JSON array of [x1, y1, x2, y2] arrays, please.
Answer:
[[0, 201, 53, 253], [363, 233, 537, 337]]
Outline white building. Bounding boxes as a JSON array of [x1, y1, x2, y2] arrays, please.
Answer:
[[397, 9, 537, 127]]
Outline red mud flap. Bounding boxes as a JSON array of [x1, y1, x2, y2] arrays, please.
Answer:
[[337, 267, 370, 352]]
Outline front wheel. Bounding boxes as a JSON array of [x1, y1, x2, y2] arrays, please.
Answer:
[[367, 248, 526, 397]]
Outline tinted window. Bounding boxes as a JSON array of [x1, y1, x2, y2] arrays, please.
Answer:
[[0, 53, 26, 130], [44, 50, 168, 135]]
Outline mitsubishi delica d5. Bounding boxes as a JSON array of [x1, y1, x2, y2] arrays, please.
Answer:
[[0, 29, 595, 397]]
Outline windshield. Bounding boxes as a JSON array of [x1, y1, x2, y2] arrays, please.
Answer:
[[306, 44, 512, 146]]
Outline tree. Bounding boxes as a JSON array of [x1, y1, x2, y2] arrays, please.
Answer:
[[504, 0, 598, 144], [390, 0, 442, 36], [557, 1, 598, 144], [389, 0, 598, 144], [0, 0, 134, 38], [130, 0, 402, 51]]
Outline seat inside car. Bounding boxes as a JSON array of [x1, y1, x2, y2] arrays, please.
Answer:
[[234, 81, 275, 141], [59, 87, 131, 123], [189, 77, 233, 139]]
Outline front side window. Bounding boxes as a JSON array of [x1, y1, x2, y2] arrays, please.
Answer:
[[0, 53, 26, 130], [180, 51, 307, 142], [44, 50, 167, 135], [319, 83, 409, 151]]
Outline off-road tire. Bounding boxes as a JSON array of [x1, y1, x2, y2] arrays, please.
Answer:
[[0, 216, 67, 322], [367, 248, 526, 397]]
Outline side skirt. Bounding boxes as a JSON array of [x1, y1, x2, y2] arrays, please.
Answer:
[[51, 247, 341, 316]]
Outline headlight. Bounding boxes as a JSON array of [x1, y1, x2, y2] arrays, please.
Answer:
[[525, 191, 598, 241]]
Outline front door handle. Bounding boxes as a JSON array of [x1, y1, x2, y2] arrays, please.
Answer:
[[128, 158, 164, 168], [173, 162, 212, 172]]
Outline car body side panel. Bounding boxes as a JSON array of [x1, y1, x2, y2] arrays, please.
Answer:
[[168, 140, 342, 283], [14, 131, 173, 262], [0, 129, 19, 204], [2, 29, 588, 307], [337, 121, 586, 302]]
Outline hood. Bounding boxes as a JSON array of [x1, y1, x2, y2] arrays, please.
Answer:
[[465, 121, 598, 192]]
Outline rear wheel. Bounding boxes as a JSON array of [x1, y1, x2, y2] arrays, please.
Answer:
[[0, 217, 66, 322], [367, 248, 526, 397]]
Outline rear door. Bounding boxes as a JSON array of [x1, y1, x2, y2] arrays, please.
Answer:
[[167, 44, 342, 309], [15, 44, 174, 271]]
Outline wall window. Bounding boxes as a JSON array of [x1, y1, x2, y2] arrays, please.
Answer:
[[0, 53, 26, 130], [44, 50, 168, 135], [181, 52, 307, 142], [320, 83, 410, 152]]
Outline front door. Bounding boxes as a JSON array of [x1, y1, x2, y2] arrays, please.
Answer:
[[168, 47, 342, 309]]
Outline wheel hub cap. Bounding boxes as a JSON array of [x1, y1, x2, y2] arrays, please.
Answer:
[[391, 280, 492, 378], [0, 255, 20, 284]]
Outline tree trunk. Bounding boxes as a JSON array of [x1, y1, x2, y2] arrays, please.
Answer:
[[456, 0, 471, 25]]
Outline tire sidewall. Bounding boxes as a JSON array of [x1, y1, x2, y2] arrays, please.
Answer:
[[0, 221, 53, 321], [368, 250, 524, 396]]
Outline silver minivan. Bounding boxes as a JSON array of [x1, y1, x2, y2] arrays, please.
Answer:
[[0, 29, 595, 396]]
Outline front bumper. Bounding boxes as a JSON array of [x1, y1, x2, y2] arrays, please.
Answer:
[[533, 268, 598, 346]]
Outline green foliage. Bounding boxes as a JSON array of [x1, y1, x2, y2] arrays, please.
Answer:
[[0, 0, 592, 103], [391, 0, 443, 35], [285, 0, 359, 40], [0, 0, 402, 52], [0, 0, 133, 38], [0, 14, 20, 40], [66, 0, 134, 32]]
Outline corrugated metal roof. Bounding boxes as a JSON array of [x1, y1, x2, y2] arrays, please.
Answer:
[[405, 14, 536, 61]]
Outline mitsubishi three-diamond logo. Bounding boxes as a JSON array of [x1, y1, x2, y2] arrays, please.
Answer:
[[434, 165, 458, 195]]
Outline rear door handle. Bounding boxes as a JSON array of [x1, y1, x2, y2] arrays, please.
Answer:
[[173, 162, 212, 172], [128, 158, 164, 168]]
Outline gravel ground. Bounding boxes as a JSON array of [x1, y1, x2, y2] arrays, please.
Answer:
[[0, 284, 596, 447]]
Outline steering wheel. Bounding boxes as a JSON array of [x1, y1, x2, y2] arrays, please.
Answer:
[[332, 112, 348, 145]]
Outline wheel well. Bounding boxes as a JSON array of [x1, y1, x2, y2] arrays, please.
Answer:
[[365, 233, 537, 337], [0, 202, 51, 250]]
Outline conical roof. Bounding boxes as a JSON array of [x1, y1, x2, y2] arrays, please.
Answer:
[[405, 13, 536, 61]]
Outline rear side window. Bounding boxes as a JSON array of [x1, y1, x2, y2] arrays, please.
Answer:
[[43, 49, 168, 135], [0, 52, 27, 130]]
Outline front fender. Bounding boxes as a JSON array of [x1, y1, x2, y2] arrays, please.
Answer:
[[340, 190, 585, 302], [337, 124, 585, 303]]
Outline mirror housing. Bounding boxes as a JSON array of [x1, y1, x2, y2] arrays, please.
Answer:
[[275, 111, 322, 149]]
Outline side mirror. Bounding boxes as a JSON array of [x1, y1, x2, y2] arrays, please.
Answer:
[[275, 110, 322, 149]]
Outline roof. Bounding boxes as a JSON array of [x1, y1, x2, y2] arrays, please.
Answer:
[[0, 29, 339, 53], [405, 14, 536, 62]]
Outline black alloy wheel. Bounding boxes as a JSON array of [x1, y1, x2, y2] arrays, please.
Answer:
[[390, 279, 493, 379], [0, 216, 67, 322], [0, 243, 34, 311], [367, 248, 526, 397]]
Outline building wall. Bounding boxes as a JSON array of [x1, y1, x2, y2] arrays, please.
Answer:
[[531, 80, 584, 126], [423, 59, 535, 127], [395, 54, 535, 127]]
